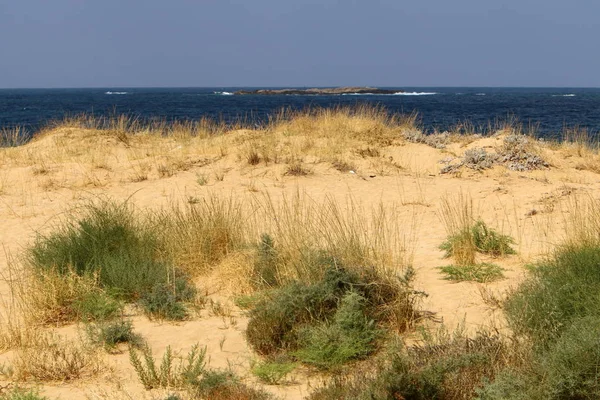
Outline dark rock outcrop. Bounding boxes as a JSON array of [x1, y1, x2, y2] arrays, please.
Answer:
[[234, 87, 401, 95]]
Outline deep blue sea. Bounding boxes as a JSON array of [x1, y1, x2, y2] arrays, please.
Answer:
[[1, 87, 600, 139]]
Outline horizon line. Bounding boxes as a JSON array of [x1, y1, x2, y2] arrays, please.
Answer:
[[1, 85, 599, 90]]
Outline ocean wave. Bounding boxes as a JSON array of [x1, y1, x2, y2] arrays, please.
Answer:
[[475, 93, 486, 96], [552, 94, 576, 97], [105, 91, 128, 95], [214, 91, 234, 96], [393, 92, 437, 96], [341, 92, 438, 96]]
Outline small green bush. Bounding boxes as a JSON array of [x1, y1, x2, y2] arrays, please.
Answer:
[[0, 388, 47, 400], [194, 370, 272, 400], [28, 201, 173, 301], [475, 370, 536, 400], [252, 233, 279, 288], [72, 289, 122, 321], [140, 278, 197, 321], [440, 220, 515, 260], [504, 245, 600, 347], [294, 291, 380, 370], [87, 319, 145, 352], [308, 330, 507, 400], [251, 358, 297, 385], [439, 263, 505, 283], [247, 261, 419, 371], [129, 344, 206, 389], [246, 266, 357, 356], [471, 220, 516, 256]]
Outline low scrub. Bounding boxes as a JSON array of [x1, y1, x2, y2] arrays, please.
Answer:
[[293, 291, 380, 370], [439, 263, 504, 283], [0, 388, 47, 400], [129, 344, 206, 389], [194, 370, 273, 399], [440, 220, 516, 261], [309, 329, 509, 400], [130, 346, 272, 399], [251, 358, 297, 385], [504, 245, 600, 346], [86, 319, 145, 353], [246, 261, 420, 370], [28, 201, 172, 300], [478, 245, 600, 399], [140, 278, 198, 321], [9, 334, 102, 382], [27, 200, 195, 323]]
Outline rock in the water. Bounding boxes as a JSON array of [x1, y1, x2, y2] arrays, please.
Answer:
[[234, 87, 402, 95]]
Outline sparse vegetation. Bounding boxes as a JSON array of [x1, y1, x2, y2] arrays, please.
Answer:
[[9, 333, 102, 382], [0, 388, 48, 400], [440, 219, 516, 259], [86, 319, 145, 352], [439, 263, 504, 283], [129, 344, 206, 389], [285, 162, 311, 176], [246, 262, 420, 369], [309, 328, 511, 400], [140, 278, 198, 321], [5, 108, 600, 398], [194, 370, 273, 400], [27, 200, 197, 323], [251, 358, 297, 385]]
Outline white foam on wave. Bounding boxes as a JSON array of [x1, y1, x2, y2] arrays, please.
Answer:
[[214, 91, 234, 96], [341, 92, 437, 96], [393, 92, 437, 96], [552, 94, 576, 97], [475, 93, 486, 96], [105, 91, 128, 95]]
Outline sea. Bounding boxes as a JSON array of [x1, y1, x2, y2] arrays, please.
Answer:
[[1, 87, 600, 140]]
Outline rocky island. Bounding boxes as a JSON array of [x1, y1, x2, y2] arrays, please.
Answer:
[[234, 86, 401, 95]]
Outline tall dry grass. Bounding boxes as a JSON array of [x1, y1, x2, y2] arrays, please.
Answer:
[[438, 192, 477, 266], [560, 194, 600, 248], [158, 191, 415, 292]]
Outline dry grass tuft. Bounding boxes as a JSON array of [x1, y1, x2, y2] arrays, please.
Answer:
[[9, 333, 103, 382], [438, 193, 476, 266]]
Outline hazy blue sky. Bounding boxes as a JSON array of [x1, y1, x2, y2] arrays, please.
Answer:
[[1, 0, 598, 88]]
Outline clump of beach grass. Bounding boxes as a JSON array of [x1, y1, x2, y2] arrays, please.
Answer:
[[437, 193, 513, 282], [25, 199, 197, 323]]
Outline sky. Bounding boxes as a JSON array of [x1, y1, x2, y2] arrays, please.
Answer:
[[0, 0, 599, 88]]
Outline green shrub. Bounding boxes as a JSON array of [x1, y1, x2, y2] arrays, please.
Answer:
[[0, 388, 47, 400], [504, 245, 600, 347], [308, 330, 508, 400], [440, 220, 515, 260], [439, 263, 505, 283], [475, 370, 536, 400], [194, 370, 272, 400], [246, 266, 357, 356], [72, 289, 122, 321], [252, 233, 279, 288], [470, 220, 516, 256], [28, 201, 172, 301], [540, 316, 600, 399], [129, 344, 206, 389], [140, 278, 197, 321], [246, 261, 419, 371], [251, 358, 297, 385], [87, 319, 145, 352], [294, 291, 380, 370]]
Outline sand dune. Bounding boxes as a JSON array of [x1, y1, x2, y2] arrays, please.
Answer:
[[1, 109, 598, 399]]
